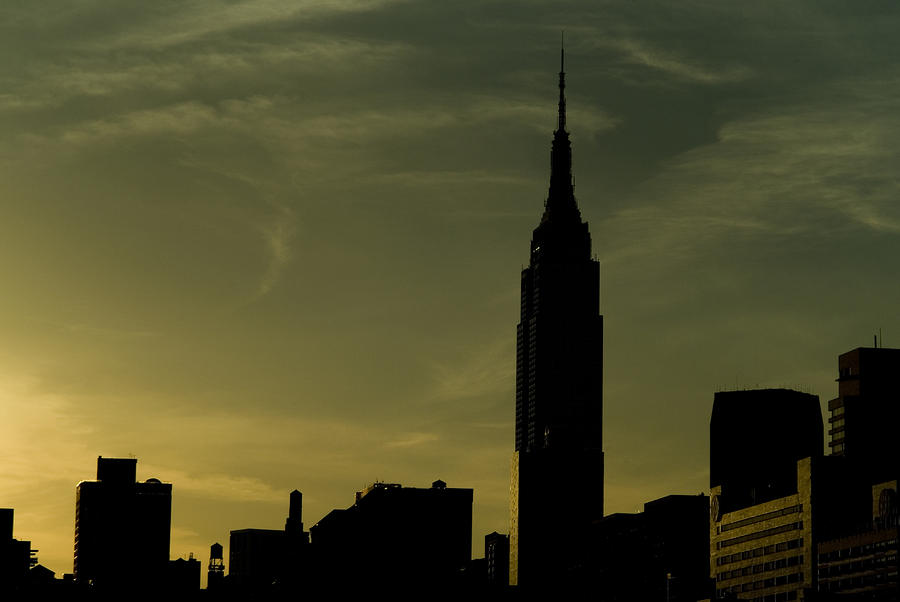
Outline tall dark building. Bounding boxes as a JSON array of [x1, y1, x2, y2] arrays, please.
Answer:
[[710, 389, 823, 514], [509, 47, 604, 586], [827, 346, 900, 481], [74, 457, 172, 589]]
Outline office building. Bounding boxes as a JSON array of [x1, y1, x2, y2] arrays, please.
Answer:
[[827, 346, 900, 482], [710, 453, 873, 602], [817, 346, 900, 599], [711, 389, 823, 513], [310, 479, 473, 586], [509, 45, 604, 587], [74, 457, 172, 589], [817, 480, 899, 600], [711, 458, 815, 601], [709, 389, 826, 601], [592, 494, 711, 601]]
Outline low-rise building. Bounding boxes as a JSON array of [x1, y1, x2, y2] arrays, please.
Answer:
[[817, 480, 899, 600], [592, 494, 711, 601], [310, 479, 473, 587], [710, 458, 814, 601]]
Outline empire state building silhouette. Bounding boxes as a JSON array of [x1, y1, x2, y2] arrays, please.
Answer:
[[509, 47, 604, 586]]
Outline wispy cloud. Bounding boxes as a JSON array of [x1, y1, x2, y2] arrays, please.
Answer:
[[384, 432, 439, 448], [140, 466, 285, 503], [428, 338, 513, 404], [0, 38, 407, 115], [96, 0, 409, 50], [600, 81, 900, 267], [59, 101, 220, 144], [256, 204, 296, 297], [602, 37, 752, 84]]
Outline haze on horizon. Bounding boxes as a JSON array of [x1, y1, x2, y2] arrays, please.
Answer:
[[2, 0, 899, 577]]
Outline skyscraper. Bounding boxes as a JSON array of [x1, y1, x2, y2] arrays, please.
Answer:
[[509, 47, 604, 586]]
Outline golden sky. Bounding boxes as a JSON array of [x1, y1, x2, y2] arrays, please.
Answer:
[[2, 0, 900, 579]]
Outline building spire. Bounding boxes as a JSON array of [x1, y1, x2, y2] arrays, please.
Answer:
[[558, 31, 566, 133], [540, 33, 580, 226]]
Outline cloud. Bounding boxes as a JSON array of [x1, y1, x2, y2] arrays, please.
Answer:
[[599, 78, 900, 268], [141, 467, 285, 503], [57, 101, 220, 144], [606, 37, 752, 84], [427, 337, 513, 404], [0, 38, 408, 116], [384, 432, 439, 448], [256, 204, 296, 298]]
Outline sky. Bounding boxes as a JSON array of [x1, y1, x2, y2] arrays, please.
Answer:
[[2, 0, 900, 579]]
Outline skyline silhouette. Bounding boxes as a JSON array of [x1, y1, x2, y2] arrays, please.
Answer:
[[2, 1, 900, 583], [3, 343, 895, 594]]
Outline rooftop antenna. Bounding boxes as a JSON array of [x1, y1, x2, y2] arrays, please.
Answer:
[[561, 30, 565, 72], [557, 31, 566, 132]]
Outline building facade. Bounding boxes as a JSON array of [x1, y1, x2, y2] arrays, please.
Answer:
[[708, 389, 824, 601], [509, 46, 604, 588], [74, 457, 172, 589], [816, 475, 899, 599], [711, 458, 815, 602]]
